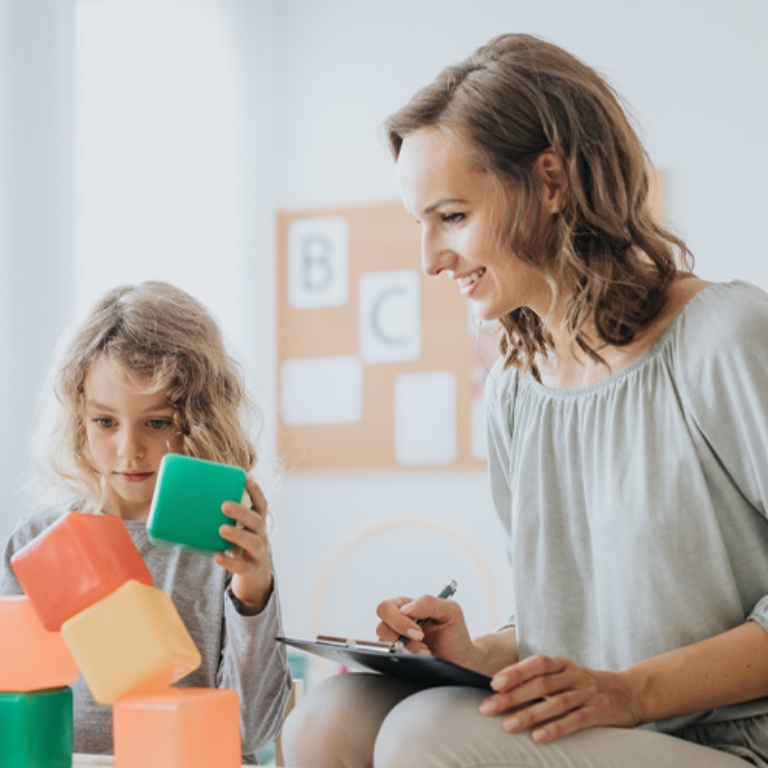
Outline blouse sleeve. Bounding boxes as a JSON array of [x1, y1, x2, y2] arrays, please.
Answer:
[[675, 281, 768, 629]]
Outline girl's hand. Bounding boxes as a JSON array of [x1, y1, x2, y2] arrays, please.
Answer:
[[214, 477, 273, 616], [375, 594, 477, 667], [479, 654, 644, 743]]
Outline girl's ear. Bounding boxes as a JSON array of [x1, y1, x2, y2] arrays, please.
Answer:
[[536, 149, 568, 215]]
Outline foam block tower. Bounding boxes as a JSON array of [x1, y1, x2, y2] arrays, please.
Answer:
[[10, 507, 243, 766]]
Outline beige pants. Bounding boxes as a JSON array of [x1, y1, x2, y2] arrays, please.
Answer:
[[281, 673, 756, 768]]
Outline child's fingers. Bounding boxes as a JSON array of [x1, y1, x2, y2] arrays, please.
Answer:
[[222, 498, 265, 533], [220, 521, 267, 560], [244, 477, 268, 519]]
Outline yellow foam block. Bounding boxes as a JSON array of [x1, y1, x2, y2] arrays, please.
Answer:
[[61, 581, 201, 705], [114, 688, 241, 768]]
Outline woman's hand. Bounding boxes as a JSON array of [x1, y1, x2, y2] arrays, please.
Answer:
[[214, 477, 273, 616], [375, 593, 478, 667], [479, 654, 644, 743]]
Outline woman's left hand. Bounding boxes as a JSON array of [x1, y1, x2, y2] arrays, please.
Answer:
[[214, 477, 273, 616], [479, 654, 644, 743]]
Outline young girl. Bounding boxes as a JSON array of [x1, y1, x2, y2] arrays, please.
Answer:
[[282, 34, 768, 768], [0, 281, 291, 763]]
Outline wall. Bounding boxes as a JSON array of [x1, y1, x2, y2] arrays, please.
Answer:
[[0, 0, 76, 540]]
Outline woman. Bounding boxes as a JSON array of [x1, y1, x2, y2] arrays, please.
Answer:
[[283, 34, 768, 767]]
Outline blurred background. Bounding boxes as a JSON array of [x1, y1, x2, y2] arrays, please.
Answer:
[[2, 0, 767, 697]]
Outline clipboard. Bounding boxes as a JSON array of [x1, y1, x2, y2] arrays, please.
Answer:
[[277, 635, 492, 690]]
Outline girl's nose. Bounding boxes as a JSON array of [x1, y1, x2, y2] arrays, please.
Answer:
[[117, 428, 144, 459]]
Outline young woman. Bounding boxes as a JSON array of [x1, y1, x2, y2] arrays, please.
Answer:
[[282, 34, 768, 767], [0, 281, 291, 763]]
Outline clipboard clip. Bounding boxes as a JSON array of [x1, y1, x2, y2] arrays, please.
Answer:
[[315, 634, 402, 654]]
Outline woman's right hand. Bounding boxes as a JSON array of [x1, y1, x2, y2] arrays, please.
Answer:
[[375, 594, 477, 666]]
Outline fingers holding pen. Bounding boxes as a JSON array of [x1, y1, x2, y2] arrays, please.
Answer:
[[376, 589, 464, 656], [376, 596, 426, 648]]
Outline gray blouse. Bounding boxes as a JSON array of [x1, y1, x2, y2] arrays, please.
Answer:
[[485, 280, 768, 734]]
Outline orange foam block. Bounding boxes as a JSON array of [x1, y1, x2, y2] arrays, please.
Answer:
[[61, 580, 201, 705], [114, 688, 242, 768], [11, 512, 153, 630], [0, 596, 78, 692]]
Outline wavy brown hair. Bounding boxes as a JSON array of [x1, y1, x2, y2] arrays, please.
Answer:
[[32, 281, 259, 509], [385, 34, 693, 374]]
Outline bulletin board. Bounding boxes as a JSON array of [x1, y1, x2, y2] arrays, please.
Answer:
[[276, 201, 495, 474]]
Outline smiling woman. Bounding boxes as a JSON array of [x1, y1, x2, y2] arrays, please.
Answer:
[[281, 32, 768, 768]]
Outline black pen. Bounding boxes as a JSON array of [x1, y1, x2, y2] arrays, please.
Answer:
[[391, 580, 458, 652]]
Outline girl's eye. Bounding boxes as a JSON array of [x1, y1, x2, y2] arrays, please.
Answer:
[[147, 419, 172, 430], [442, 213, 465, 225], [93, 417, 114, 429]]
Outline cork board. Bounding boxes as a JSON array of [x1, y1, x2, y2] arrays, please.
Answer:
[[276, 201, 494, 474]]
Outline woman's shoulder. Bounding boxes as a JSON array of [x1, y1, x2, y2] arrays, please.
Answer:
[[669, 279, 768, 348]]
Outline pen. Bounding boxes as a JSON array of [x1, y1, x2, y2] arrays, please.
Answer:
[[391, 579, 458, 652]]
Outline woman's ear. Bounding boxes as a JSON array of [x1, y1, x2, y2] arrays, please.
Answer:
[[536, 149, 568, 215]]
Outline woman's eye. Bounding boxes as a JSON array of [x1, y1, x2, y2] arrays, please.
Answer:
[[93, 417, 114, 429], [442, 213, 465, 224], [147, 419, 171, 430]]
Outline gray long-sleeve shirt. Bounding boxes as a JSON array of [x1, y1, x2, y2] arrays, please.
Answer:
[[1, 508, 292, 763], [485, 280, 768, 737]]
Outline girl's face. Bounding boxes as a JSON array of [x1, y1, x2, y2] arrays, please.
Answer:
[[396, 126, 552, 322], [82, 356, 183, 520]]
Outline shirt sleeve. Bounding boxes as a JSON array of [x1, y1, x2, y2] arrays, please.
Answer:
[[218, 567, 292, 757], [675, 281, 768, 628]]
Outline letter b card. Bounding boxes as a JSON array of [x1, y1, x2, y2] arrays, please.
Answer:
[[288, 216, 348, 308]]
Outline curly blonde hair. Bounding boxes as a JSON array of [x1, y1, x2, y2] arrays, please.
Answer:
[[32, 281, 260, 509], [385, 34, 693, 374]]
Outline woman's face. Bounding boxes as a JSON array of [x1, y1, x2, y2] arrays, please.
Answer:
[[396, 126, 552, 323]]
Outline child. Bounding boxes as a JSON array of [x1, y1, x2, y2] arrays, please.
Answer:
[[0, 281, 291, 763], [282, 34, 768, 768]]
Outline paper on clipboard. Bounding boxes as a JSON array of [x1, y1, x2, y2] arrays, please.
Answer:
[[277, 636, 492, 690]]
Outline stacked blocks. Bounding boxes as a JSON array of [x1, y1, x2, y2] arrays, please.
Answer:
[[10, 503, 244, 764], [0, 596, 77, 767], [147, 454, 247, 556], [114, 688, 241, 768], [9, 513, 200, 705], [11, 511, 154, 630]]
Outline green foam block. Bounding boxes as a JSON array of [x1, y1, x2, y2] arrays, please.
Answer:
[[147, 454, 247, 556], [0, 687, 73, 768]]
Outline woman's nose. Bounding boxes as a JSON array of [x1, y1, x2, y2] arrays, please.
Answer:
[[421, 228, 455, 277]]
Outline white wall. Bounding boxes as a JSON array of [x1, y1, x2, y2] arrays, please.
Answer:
[[0, 0, 76, 539], [268, 0, 768, 647]]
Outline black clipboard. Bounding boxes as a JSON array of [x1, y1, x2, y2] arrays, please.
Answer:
[[277, 636, 492, 690]]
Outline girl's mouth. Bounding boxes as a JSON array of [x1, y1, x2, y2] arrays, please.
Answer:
[[116, 472, 153, 482]]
